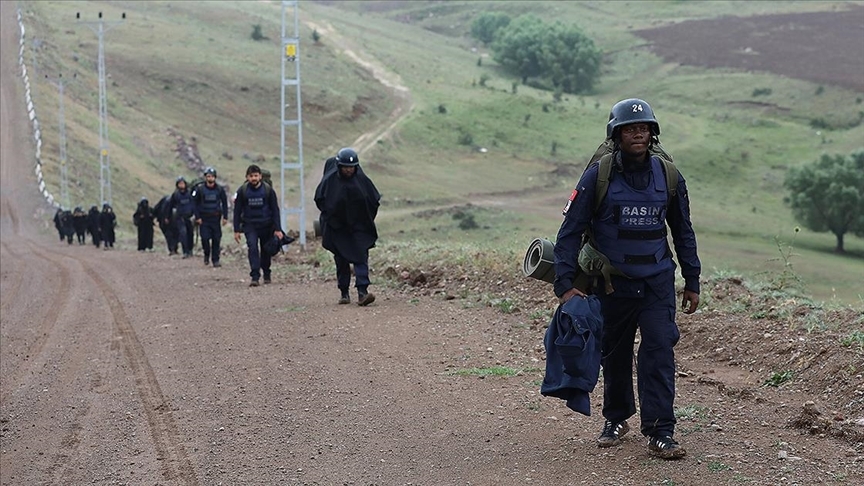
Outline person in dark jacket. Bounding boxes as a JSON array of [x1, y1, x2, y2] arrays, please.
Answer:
[[99, 203, 117, 249], [314, 147, 381, 306], [60, 209, 74, 245], [53, 208, 64, 242], [233, 164, 283, 286], [87, 205, 102, 248], [133, 197, 155, 252], [72, 207, 88, 245], [193, 167, 228, 267], [153, 194, 178, 255], [166, 177, 195, 258], [553, 98, 700, 460]]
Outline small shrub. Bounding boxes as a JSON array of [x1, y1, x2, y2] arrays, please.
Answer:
[[456, 212, 478, 229], [491, 297, 517, 313], [479, 73, 490, 87], [752, 87, 772, 97], [815, 85, 824, 95], [840, 330, 864, 348], [251, 24, 266, 41], [311, 29, 320, 43], [457, 131, 473, 146], [438, 104, 447, 114], [764, 370, 793, 387]]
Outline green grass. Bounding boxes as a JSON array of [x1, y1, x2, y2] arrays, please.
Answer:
[[22, 0, 864, 306], [446, 366, 541, 377]]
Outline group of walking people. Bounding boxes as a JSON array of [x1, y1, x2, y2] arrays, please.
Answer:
[[52, 203, 116, 249], [61, 148, 382, 307]]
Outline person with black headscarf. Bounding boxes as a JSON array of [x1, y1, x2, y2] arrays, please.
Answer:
[[314, 147, 381, 306]]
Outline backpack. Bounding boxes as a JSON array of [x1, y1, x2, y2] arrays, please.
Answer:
[[585, 138, 679, 211], [236, 180, 274, 205]]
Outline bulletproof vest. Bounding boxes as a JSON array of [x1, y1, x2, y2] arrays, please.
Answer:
[[591, 157, 674, 279], [174, 189, 194, 217], [198, 184, 222, 215], [242, 183, 272, 225]]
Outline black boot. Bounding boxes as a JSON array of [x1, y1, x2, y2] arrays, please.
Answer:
[[338, 289, 350, 305]]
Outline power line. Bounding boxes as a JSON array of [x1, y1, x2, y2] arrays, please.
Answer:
[[280, 0, 306, 249], [77, 11, 125, 206]]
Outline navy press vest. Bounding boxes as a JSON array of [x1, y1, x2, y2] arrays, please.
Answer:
[[243, 184, 271, 225], [174, 190, 194, 217], [198, 185, 222, 215], [592, 156, 674, 279]]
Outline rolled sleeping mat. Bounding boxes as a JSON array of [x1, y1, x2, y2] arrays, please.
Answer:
[[522, 237, 556, 284]]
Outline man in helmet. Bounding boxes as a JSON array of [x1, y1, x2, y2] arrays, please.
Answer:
[[133, 197, 156, 252], [314, 147, 381, 306], [553, 98, 700, 460], [193, 167, 228, 267], [233, 164, 284, 286], [166, 176, 195, 258]]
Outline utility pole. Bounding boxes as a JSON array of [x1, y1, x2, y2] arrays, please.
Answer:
[[280, 0, 306, 249], [46, 73, 76, 209], [77, 11, 124, 206]]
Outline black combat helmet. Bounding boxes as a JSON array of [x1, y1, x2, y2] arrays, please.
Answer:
[[204, 166, 217, 177], [606, 98, 660, 139], [336, 147, 360, 167], [176, 176, 187, 187]]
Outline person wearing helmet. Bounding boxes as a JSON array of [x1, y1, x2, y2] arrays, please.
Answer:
[[553, 98, 700, 460], [233, 164, 284, 286], [314, 147, 381, 306], [166, 176, 195, 258], [133, 197, 156, 252], [193, 167, 228, 267]]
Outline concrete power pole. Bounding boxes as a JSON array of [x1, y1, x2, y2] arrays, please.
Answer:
[[280, 0, 306, 249], [46, 73, 75, 209], [77, 11, 124, 206]]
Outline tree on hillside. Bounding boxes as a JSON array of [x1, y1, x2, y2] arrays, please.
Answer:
[[491, 15, 546, 84], [470, 12, 511, 45], [491, 15, 601, 94], [783, 151, 864, 253], [541, 23, 602, 94]]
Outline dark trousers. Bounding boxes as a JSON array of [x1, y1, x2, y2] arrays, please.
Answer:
[[90, 228, 101, 247], [160, 223, 178, 253], [199, 217, 222, 263], [599, 281, 679, 438], [175, 217, 194, 255], [244, 225, 273, 280], [334, 252, 370, 292]]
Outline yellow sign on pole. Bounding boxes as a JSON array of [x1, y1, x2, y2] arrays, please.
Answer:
[[101, 149, 108, 156], [285, 43, 296, 61]]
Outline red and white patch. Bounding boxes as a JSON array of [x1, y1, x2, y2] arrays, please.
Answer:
[[562, 188, 578, 215]]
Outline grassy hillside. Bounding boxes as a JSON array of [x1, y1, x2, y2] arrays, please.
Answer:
[[20, 0, 863, 305]]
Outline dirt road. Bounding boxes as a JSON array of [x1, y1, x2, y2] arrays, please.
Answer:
[[2, 3, 861, 485]]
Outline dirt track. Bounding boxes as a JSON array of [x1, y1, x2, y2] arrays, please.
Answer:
[[2, 2, 862, 485]]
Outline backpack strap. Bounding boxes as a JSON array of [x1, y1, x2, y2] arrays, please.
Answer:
[[593, 153, 614, 211], [593, 153, 679, 211], [242, 181, 273, 201]]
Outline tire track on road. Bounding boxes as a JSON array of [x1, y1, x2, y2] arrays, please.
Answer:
[[0, 244, 72, 405], [76, 260, 199, 486]]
